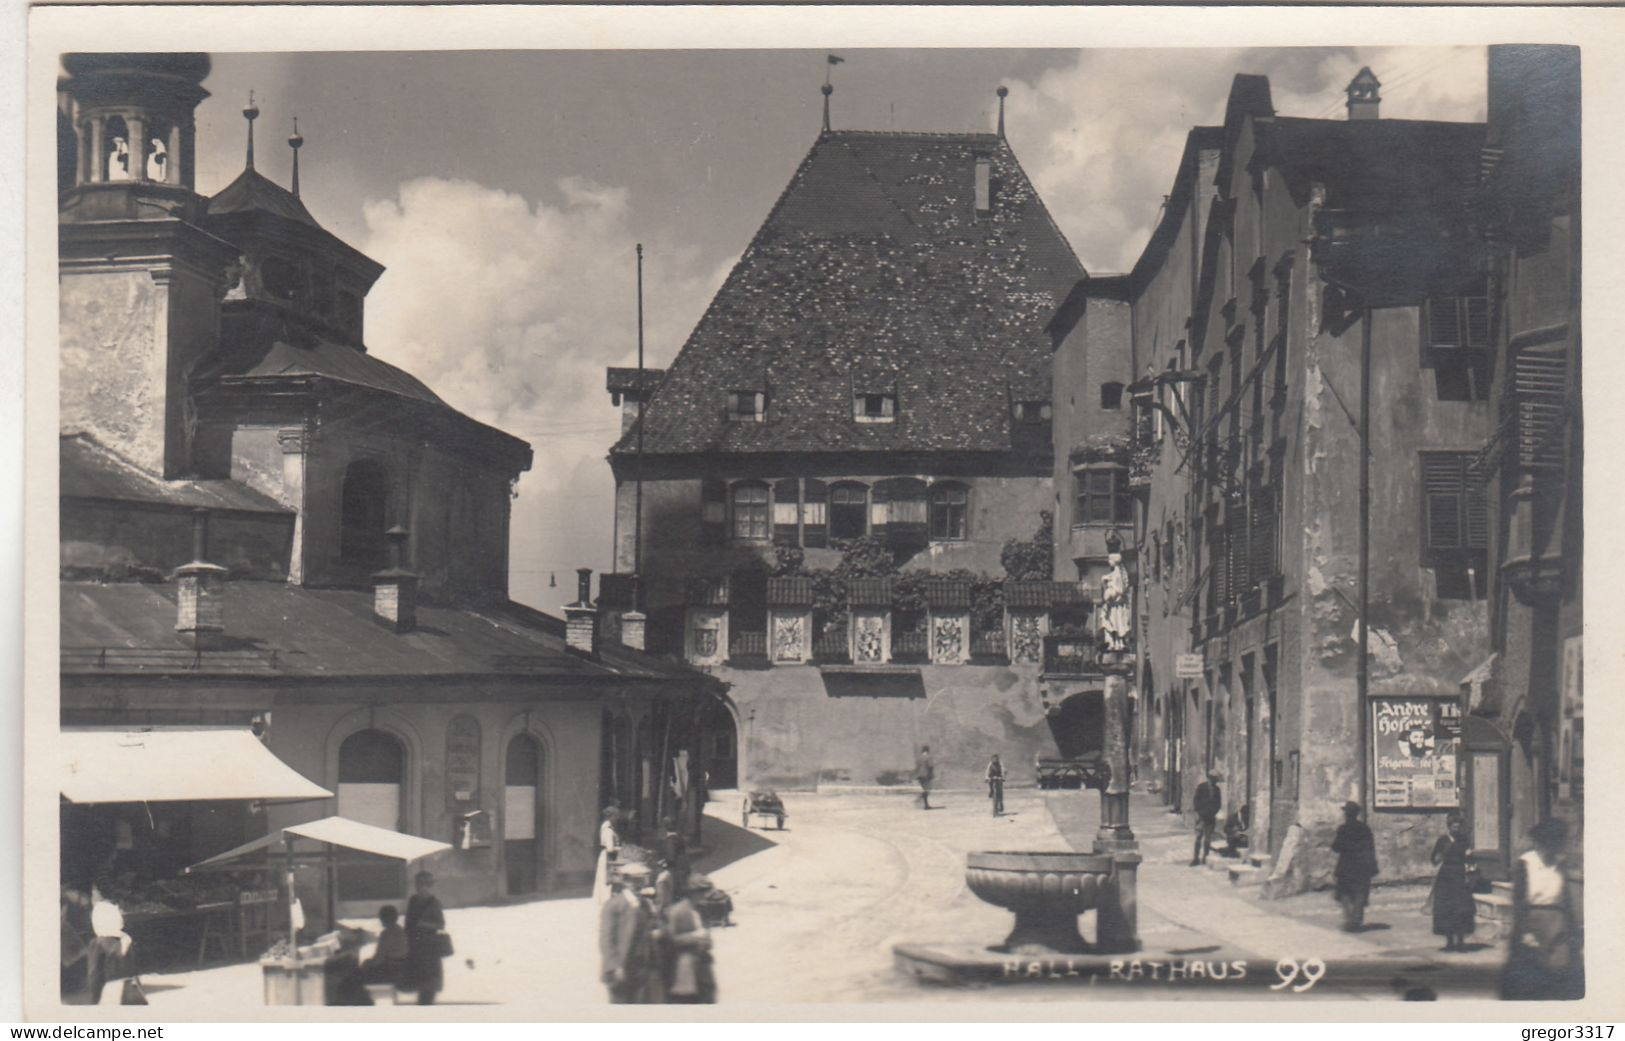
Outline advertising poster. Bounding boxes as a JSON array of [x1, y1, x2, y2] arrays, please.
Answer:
[[1371, 697, 1461, 809]]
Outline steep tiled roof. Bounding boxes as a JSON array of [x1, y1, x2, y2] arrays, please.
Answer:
[[613, 130, 1084, 457], [60, 434, 291, 515]]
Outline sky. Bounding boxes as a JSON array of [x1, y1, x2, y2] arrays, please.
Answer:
[[188, 48, 1488, 612]]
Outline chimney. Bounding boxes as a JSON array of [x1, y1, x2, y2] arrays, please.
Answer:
[[619, 573, 645, 651], [564, 567, 600, 656], [1345, 66, 1381, 121], [175, 508, 228, 649], [373, 526, 419, 633]]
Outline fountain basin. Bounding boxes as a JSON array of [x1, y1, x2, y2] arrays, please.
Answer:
[[965, 851, 1115, 954]]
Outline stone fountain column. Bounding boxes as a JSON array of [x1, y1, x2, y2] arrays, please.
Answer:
[[1094, 656, 1141, 953]]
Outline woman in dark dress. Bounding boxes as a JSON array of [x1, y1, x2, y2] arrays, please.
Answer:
[[404, 871, 448, 1005], [1331, 801, 1378, 932], [1430, 810, 1476, 951]]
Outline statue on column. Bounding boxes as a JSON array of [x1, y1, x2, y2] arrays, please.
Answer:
[[1101, 552, 1133, 652]]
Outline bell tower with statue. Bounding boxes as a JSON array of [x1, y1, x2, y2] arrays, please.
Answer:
[[57, 53, 239, 478]]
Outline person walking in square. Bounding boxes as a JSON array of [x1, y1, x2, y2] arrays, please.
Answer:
[[1502, 818, 1582, 1000], [915, 745, 934, 810], [1332, 801, 1379, 932], [600, 864, 660, 1004], [660, 886, 717, 1004], [985, 754, 1005, 816], [1429, 810, 1476, 951], [1191, 771, 1221, 865], [404, 871, 448, 1004]]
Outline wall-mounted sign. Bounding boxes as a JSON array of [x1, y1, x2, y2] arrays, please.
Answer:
[[446, 715, 482, 806], [1175, 653, 1205, 679], [1371, 697, 1460, 810]]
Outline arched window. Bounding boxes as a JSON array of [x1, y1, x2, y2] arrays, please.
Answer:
[[504, 733, 544, 894], [731, 481, 770, 541], [929, 482, 969, 541], [337, 729, 406, 899], [262, 256, 302, 303], [104, 115, 131, 182], [829, 482, 869, 540], [143, 124, 170, 182], [340, 460, 389, 568]]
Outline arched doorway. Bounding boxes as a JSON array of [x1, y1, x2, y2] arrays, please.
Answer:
[[504, 734, 544, 895], [1048, 690, 1106, 760], [337, 729, 406, 899], [697, 697, 738, 790]]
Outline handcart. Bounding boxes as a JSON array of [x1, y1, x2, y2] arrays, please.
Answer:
[[741, 789, 786, 830]]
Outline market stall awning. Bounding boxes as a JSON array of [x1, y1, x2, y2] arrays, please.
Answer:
[[60, 727, 332, 804], [188, 816, 452, 872]]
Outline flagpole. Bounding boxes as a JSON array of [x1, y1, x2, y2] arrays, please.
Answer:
[[634, 244, 645, 612]]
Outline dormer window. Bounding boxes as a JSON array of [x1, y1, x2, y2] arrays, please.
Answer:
[[974, 156, 992, 214], [855, 392, 896, 423], [727, 390, 766, 423], [1012, 401, 1051, 424]]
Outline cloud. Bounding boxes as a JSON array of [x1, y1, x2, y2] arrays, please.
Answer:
[[358, 175, 727, 600], [1007, 47, 1488, 273]]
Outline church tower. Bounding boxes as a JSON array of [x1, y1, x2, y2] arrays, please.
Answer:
[[58, 54, 238, 478]]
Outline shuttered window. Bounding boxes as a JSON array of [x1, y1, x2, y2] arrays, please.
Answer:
[[700, 479, 727, 545], [802, 479, 828, 547], [773, 478, 800, 545], [1515, 348, 1568, 472], [1421, 453, 1489, 558], [1424, 296, 1490, 350]]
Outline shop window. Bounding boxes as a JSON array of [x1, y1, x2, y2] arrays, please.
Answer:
[[854, 393, 896, 423], [929, 482, 969, 541], [731, 481, 770, 541], [339, 459, 389, 568], [829, 482, 869, 539], [1074, 467, 1133, 526]]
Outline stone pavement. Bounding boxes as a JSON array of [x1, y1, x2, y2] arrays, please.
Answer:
[[126, 786, 1508, 1012]]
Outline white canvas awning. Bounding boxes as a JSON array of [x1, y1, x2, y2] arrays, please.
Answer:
[[187, 815, 451, 872], [60, 727, 332, 804]]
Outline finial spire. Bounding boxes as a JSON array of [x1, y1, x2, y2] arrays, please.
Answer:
[[288, 117, 304, 197], [823, 54, 843, 134], [242, 90, 260, 171], [997, 85, 1009, 139]]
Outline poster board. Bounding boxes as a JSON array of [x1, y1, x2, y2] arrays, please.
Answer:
[[1371, 696, 1461, 810]]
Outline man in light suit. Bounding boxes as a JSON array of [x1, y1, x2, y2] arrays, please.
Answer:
[[599, 863, 659, 1004]]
